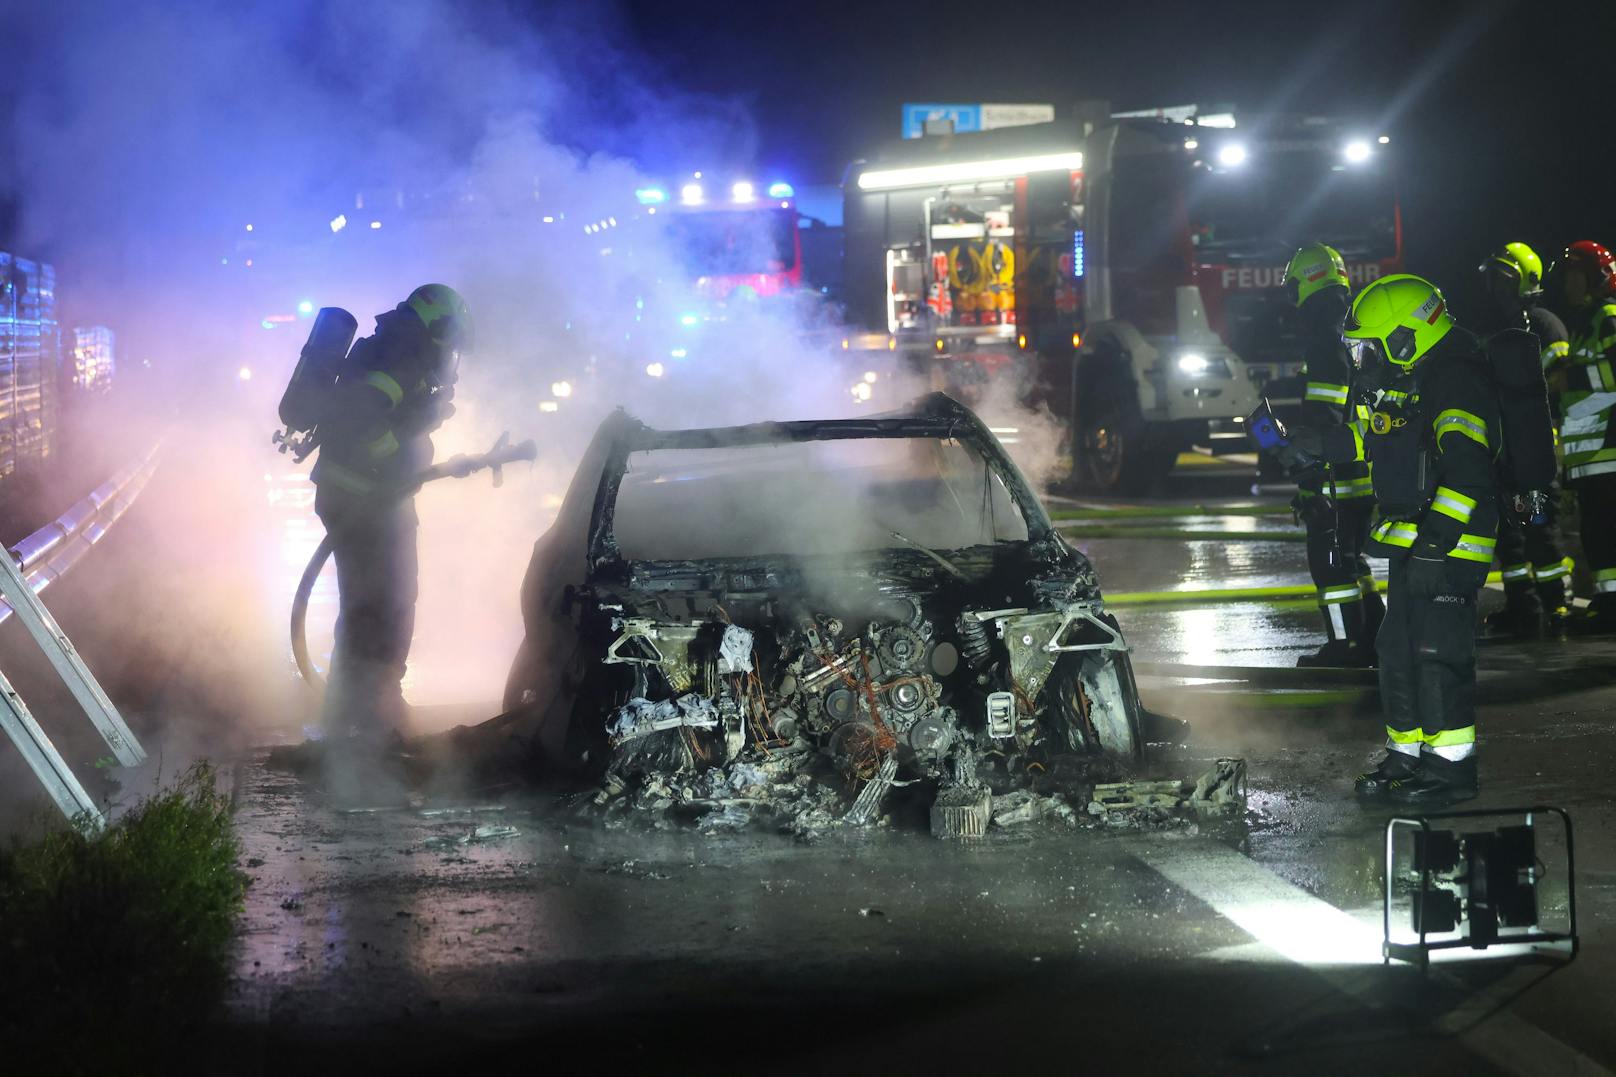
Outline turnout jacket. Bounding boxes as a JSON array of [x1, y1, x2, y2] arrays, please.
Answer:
[[312, 305, 452, 508], [1318, 331, 1501, 565], [1554, 296, 1616, 481], [1297, 288, 1372, 501]]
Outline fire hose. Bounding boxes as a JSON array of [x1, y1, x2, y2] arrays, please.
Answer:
[[290, 432, 538, 691]]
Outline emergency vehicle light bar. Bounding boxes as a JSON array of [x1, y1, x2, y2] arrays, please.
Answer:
[[857, 151, 1082, 191]]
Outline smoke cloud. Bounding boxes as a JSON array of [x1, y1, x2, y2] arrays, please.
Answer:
[[0, 0, 956, 751]]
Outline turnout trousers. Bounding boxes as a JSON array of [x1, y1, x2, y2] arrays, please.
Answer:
[[1376, 555, 1485, 761], [1572, 473, 1616, 605], [1493, 489, 1570, 608], [1305, 494, 1382, 641], [316, 497, 420, 739]]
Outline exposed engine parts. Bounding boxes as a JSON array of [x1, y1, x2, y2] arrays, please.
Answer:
[[592, 583, 1141, 838]]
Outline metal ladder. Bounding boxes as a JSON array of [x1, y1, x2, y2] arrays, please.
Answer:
[[0, 549, 145, 826]]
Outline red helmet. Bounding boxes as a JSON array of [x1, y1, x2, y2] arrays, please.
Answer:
[[1561, 240, 1616, 298]]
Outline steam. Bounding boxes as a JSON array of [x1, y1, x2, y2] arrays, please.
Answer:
[[0, 1, 1056, 753]]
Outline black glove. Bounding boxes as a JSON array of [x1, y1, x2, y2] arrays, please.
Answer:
[[1275, 424, 1324, 472], [394, 384, 456, 437]]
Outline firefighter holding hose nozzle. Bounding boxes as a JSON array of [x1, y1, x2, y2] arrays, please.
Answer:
[[300, 284, 471, 746], [1251, 275, 1527, 802]]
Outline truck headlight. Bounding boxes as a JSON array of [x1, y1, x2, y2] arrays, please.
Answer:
[[1176, 351, 1231, 378]]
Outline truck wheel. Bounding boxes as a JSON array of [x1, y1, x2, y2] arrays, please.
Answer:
[[1072, 369, 1176, 495]]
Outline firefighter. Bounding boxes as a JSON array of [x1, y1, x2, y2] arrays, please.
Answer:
[[1549, 241, 1616, 634], [312, 284, 470, 743], [1284, 243, 1381, 666], [1271, 276, 1498, 801], [1475, 242, 1573, 636]]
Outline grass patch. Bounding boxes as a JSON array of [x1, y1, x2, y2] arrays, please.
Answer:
[[0, 763, 245, 1070]]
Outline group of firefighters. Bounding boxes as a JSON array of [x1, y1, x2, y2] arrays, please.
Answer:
[[1269, 239, 1616, 802], [300, 241, 1614, 807]]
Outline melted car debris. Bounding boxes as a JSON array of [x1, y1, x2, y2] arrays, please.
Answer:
[[1089, 758, 1248, 819], [524, 396, 1179, 840]]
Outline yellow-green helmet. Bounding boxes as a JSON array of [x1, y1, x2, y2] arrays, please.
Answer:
[[1342, 274, 1452, 370], [406, 283, 473, 348], [1479, 241, 1544, 299], [1283, 243, 1349, 308]]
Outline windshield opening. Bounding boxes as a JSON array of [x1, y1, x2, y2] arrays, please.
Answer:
[[665, 207, 798, 276], [611, 437, 1029, 561], [1187, 152, 1396, 262]]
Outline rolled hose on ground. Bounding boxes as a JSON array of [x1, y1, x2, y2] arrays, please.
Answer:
[[290, 432, 538, 692]]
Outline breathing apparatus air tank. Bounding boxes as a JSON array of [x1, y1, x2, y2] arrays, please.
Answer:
[[1488, 327, 1557, 494], [278, 307, 358, 433]]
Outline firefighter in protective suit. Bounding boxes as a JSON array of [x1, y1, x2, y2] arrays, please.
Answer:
[[312, 284, 470, 741], [1549, 241, 1616, 633], [1284, 244, 1381, 666], [1474, 243, 1573, 637], [1276, 276, 1498, 801]]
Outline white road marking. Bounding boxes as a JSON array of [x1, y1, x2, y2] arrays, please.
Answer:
[[1135, 837, 1612, 1077]]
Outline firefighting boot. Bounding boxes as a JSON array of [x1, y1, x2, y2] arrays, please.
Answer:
[[1298, 602, 1375, 668], [1571, 594, 1616, 636], [1354, 749, 1421, 797], [1533, 573, 1571, 635], [1481, 585, 1544, 639], [1387, 753, 1478, 803]]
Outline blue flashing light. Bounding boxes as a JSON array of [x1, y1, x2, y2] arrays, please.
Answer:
[[261, 319, 276, 330], [767, 181, 794, 199], [679, 313, 699, 327], [297, 300, 315, 315], [1072, 229, 1085, 278], [636, 186, 668, 205]]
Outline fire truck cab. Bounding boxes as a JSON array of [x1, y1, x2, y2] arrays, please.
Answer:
[[843, 107, 1401, 492]]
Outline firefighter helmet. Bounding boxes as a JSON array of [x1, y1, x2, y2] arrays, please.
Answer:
[[1480, 241, 1544, 299], [406, 283, 473, 349], [1558, 241, 1616, 299], [1283, 243, 1349, 308], [1342, 274, 1452, 370]]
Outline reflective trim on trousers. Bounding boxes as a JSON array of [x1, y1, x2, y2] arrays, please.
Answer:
[[1386, 727, 1423, 757], [1533, 560, 1571, 582], [1425, 725, 1476, 761], [1319, 585, 1363, 605], [1597, 568, 1616, 594], [1500, 563, 1532, 583]]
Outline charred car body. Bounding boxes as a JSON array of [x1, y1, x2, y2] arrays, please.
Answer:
[[502, 393, 1142, 836]]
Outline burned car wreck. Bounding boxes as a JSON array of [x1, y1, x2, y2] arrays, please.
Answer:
[[501, 393, 1144, 837]]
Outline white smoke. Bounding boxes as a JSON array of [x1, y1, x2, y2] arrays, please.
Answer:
[[0, 0, 934, 731]]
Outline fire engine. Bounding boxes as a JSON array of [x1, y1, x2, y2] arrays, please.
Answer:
[[843, 104, 1402, 492]]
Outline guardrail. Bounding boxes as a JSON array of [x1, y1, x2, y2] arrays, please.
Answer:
[[0, 439, 162, 824], [2, 441, 163, 625]]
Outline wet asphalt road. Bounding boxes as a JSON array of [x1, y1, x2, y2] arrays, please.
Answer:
[[5, 451, 1615, 1073], [206, 454, 1616, 1075]]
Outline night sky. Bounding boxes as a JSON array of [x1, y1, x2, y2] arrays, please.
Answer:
[[621, 0, 1615, 307], [3, 0, 1612, 316]]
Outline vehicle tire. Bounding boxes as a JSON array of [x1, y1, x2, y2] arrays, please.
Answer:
[[1071, 366, 1177, 495], [1048, 645, 1143, 760]]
